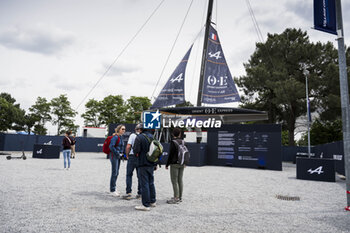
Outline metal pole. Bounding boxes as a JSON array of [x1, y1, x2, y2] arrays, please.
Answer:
[[197, 0, 214, 107], [305, 72, 311, 158], [335, 0, 350, 210]]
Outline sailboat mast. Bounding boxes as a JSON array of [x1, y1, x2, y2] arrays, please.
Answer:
[[197, 0, 214, 107]]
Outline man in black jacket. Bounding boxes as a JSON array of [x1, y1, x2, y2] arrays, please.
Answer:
[[133, 124, 156, 211]]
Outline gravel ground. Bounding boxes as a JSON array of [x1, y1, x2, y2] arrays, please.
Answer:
[[0, 152, 349, 233]]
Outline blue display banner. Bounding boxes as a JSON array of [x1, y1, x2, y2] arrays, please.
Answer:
[[151, 45, 193, 109], [314, 0, 337, 35], [202, 25, 240, 104]]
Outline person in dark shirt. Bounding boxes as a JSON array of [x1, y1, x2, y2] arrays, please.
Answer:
[[166, 128, 185, 204], [133, 124, 156, 211], [62, 131, 73, 170], [70, 135, 76, 159]]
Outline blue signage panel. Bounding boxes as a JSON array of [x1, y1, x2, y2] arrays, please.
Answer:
[[207, 124, 282, 171], [314, 0, 337, 35]]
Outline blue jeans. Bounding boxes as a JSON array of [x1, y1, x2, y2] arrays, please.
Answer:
[[109, 153, 121, 192], [62, 149, 71, 168], [126, 155, 141, 194], [139, 166, 156, 207]]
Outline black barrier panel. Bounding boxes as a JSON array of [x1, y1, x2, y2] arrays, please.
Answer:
[[207, 124, 282, 171], [33, 144, 60, 159], [3, 134, 37, 151], [314, 141, 344, 175], [160, 143, 207, 166], [0, 133, 5, 151], [37, 135, 63, 147], [281, 146, 316, 162], [296, 157, 335, 182], [74, 137, 105, 152]]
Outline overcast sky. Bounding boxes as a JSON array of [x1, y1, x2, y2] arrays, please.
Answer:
[[1, 0, 349, 135]]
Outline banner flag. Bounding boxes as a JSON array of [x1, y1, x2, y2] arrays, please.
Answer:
[[202, 25, 240, 104], [307, 98, 312, 122], [151, 45, 193, 109], [314, 0, 337, 35]]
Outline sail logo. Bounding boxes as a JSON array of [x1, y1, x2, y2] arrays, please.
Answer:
[[170, 73, 183, 83], [207, 75, 228, 86], [37, 149, 42, 154], [143, 110, 161, 129], [208, 51, 222, 60]]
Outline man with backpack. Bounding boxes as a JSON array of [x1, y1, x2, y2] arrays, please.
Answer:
[[133, 124, 157, 211], [122, 124, 142, 200], [166, 128, 190, 204]]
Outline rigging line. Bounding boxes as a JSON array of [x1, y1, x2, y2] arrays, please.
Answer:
[[189, 0, 208, 102], [150, 0, 194, 101], [75, 0, 166, 111], [246, 0, 264, 43], [188, 28, 204, 102], [215, 0, 217, 27], [245, 0, 277, 71]]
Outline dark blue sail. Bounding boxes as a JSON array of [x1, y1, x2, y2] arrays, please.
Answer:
[[202, 25, 240, 104], [151, 45, 193, 109]]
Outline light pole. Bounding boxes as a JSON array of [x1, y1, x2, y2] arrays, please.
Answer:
[[335, 0, 350, 211], [304, 69, 311, 158]]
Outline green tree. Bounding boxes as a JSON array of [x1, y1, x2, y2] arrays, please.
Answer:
[[125, 96, 151, 123], [29, 97, 52, 135], [311, 44, 350, 121], [50, 94, 77, 135], [23, 113, 39, 134], [175, 101, 194, 107], [99, 95, 126, 125], [236, 28, 325, 146], [298, 119, 342, 145], [81, 99, 102, 127], [0, 93, 25, 132]]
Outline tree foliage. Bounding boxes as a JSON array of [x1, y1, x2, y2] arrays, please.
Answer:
[[0, 93, 25, 132], [81, 99, 102, 127], [125, 96, 151, 123], [236, 28, 348, 146], [29, 97, 52, 135], [298, 119, 342, 145], [50, 94, 77, 135], [98, 95, 126, 125]]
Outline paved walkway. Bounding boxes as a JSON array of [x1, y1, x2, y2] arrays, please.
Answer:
[[0, 152, 349, 233]]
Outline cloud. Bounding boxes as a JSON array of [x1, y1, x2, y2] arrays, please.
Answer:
[[0, 24, 75, 55], [101, 61, 142, 77]]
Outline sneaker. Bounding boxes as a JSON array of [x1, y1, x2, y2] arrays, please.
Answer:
[[135, 194, 141, 199], [122, 193, 133, 200], [135, 205, 150, 211], [111, 191, 120, 197], [150, 202, 156, 207], [167, 198, 180, 204]]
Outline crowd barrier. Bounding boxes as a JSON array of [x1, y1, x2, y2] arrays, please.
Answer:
[[282, 141, 344, 175], [0, 133, 104, 153]]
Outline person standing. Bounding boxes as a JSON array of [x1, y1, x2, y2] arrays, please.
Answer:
[[166, 128, 185, 204], [123, 124, 142, 200], [71, 134, 76, 159], [109, 124, 125, 197], [133, 124, 156, 211], [62, 131, 73, 170]]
